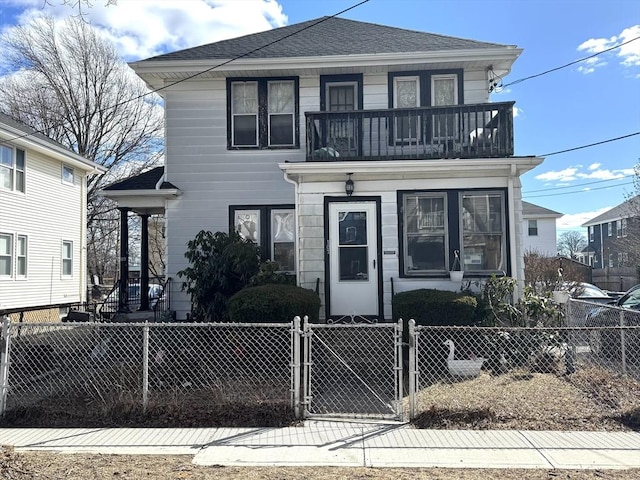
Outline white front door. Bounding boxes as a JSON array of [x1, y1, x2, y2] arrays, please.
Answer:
[[327, 201, 379, 319]]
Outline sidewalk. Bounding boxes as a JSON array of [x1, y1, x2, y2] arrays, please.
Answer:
[[0, 421, 639, 469]]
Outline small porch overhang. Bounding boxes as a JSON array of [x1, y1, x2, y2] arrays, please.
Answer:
[[99, 167, 181, 316]]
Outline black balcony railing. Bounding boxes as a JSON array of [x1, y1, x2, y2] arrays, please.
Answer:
[[306, 101, 514, 161]]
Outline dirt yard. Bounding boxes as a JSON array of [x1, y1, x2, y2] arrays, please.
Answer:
[[0, 448, 639, 480]]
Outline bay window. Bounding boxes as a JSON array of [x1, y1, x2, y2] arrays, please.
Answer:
[[399, 189, 507, 276], [228, 77, 298, 149]]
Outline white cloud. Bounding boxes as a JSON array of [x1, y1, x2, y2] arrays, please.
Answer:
[[4, 0, 288, 60], [557, 207, 612, 230], [512, 106, 520, 118], [535, 166, 633, 184], [577, 24, 640, 73]]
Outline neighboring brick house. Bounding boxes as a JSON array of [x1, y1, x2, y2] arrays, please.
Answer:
[[521, 201, 562, 256], [581, 196, 639, 291], [0, 112, 105, 311], [110, 16, 544, 321]]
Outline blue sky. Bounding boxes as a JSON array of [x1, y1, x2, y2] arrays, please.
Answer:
[[1, 0, 639, 235]]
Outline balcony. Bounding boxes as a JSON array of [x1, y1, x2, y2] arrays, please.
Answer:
[[306, 101, 514, 161]]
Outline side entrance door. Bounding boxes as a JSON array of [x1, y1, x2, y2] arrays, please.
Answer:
[[326, 200, 381, 320]]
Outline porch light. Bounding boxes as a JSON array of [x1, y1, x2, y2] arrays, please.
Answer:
[[345, 173, 354, 197]]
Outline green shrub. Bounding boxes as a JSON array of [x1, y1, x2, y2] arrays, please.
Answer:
[[178, 230, 260, 321], [228, 284, 321, 323], [392, 288, 478, 327]]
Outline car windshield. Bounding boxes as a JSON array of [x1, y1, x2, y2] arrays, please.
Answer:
[[578, 285, 608, 297], [621, 287, 640, 309]]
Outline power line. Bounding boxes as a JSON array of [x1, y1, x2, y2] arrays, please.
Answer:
[[523, 174, 634, 194], [502, 35, 640, 88], [540, 132, 640, 157], [523, 181, 634, 199], [3, 0, 370, 144]]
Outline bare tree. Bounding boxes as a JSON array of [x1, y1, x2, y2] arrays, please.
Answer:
[[43, 0, 118, 19], [557, 230, 587, 259], [0, 16, 163, 283]]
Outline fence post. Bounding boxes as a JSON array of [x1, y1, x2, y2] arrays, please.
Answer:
[[620, 309, 626, 375], [142, 323, 150, 413], [291, 316, 301, 418], [0, 316, 11, 416], [302, 316, 310, 418], [408, 319, 416, 420], [395, 317, 403, 421]]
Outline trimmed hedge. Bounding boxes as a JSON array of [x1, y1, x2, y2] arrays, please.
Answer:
[[392, 288, 478, 326], [228, 284, 321, 323]]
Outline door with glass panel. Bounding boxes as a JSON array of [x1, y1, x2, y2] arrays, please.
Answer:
[[431, 74, 458, 141], [327, 201, 379, 318]]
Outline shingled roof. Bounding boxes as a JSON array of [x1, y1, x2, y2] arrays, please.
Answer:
[[582, 196, 640, 226], [141, 16, 512, 62], [522, 201, 563, 218], [103, 167, 177, 191], [1, 112, 72, 152]]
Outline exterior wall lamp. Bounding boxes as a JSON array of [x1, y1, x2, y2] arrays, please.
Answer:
[[345, 173, 354, 197]]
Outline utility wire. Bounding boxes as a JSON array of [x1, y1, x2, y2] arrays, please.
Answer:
[[523, 181, 634, 199], [3, 0, 369, 144], [540, 132, 640, 157], [502, 35, 640, 88], [523, 174, 634, 194]]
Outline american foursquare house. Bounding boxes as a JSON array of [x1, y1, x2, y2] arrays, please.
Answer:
[[115, 17, 543, 321]]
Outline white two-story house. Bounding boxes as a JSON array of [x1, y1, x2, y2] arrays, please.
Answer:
[[522, 201, 563, 256], [125, 17, 543, 321], [0, 112, 105, 311]]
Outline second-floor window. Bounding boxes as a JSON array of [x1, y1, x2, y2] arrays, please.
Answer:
[[528, 220, 538, 236], [608, 221, 613, 236], [228, 77, 299, 149], [618, 219, 627, 237], [588, 226, 594, 242], [0, 144, 25, 193]]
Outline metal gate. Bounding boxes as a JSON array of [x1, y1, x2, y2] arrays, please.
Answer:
[[302, 318, 403, 420]]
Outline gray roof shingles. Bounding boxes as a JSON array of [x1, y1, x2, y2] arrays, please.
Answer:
[[583, 196, 640, 225], [522, 201, 563, 217], [140, 16, 512, 63], [0, 111, 73, 152], [103, 166, 176, 191]]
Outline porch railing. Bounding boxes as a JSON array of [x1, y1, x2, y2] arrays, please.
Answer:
[[306, 101, 514, 161]]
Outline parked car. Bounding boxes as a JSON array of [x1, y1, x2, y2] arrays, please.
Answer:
[[570, 282, 616, 303], [585, 284, 640, 359], [97, 283, 164, 320]]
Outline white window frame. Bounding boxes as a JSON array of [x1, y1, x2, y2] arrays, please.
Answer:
[[17, 235, 27, 278], [528, 219, 538, 236], [62, 164, 75, 185], [608, 221, 613, 236], [617, 219, 627, 238], [62, 240, 73, 277], [0, 144, 25, 193], [588, 226, 594, 242], [0, 232, 13, 277], [608, 253, 614, 268], [270, 208, 295, 274]]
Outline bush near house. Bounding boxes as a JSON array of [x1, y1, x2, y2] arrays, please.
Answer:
[[392, 289, 478, 327], [229, 284, 321, 323], [178, 230, 261, 321]]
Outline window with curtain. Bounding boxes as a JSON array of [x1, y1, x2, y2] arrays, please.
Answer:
[[229, 77, 298, 149]]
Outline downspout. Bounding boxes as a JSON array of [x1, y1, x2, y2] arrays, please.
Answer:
[[80, 173, 88, 303], [282, 171, 301, 286], [508, 163, 521, 299]]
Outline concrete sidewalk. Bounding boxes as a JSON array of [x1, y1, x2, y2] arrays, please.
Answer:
[[0, 421, 639, 469]]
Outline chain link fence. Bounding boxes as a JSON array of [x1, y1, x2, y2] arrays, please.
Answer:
[[0, 318, 296, 425], [303, 320, 403, 420]]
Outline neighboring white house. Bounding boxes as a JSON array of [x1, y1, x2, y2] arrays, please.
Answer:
[[121, 17, 543, 321], [521, 201, 563, 256], [0, 112, 105, 311]]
